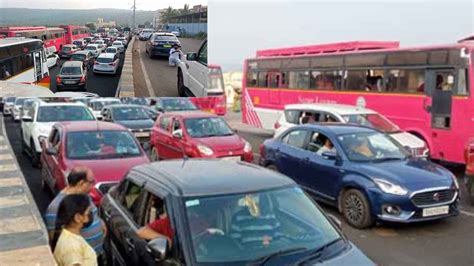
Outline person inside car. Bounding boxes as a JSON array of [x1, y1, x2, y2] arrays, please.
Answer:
[[349, 137, 374, 158], [137, 198, 174, 244], [317, 138, 336, 155]]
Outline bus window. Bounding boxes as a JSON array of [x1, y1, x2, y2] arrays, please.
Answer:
[[257, 72, 268, 87], [310, 71, 323, 89], [289, 71, 310, 89], [386, 69, 425, 94], [457, 69, 468, 95], [247, 71, 257, 87], [345, 70, 367, 91]]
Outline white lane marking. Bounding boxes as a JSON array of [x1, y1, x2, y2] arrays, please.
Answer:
[[137, 45, 156, 97], [460, 210, 474, 217]]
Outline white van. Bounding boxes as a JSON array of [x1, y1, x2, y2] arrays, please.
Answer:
[[177, 39, 208, 97]]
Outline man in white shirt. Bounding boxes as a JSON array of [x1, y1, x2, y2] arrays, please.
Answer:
[[169, 44, 182, 67], [317, 138, 336, 155]]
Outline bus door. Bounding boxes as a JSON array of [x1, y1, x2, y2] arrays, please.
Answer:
[[268, 72, 282, 104], [426, 69, 455, 159], [33, 51, 44, 82]]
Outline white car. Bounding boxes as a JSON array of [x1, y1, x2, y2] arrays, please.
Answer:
[[139, 29, 154, 40], [274, 103, 429, 158], [177, 39, 208, 97], [12, 97, 32, 122], [112, 41, 125, 53], [170, 31, 180, 37], [46, 53, 60, 68], [105, 46, 119, 57], [116, 37, 128, 46], [20, 101, 96, 166], [88, 98, 121, 119], [85, 44, 101, 58], [2, 96, 16, 115], [93, 53, 120, 75]]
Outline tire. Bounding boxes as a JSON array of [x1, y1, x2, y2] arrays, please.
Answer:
[[20, 130, 27, 155], [30, 140, 41, 168], [341, 189, 374, 229], [148, 50, 153, 59], [150, 147, 160, 161], [177, 69, 187, 97], [40, 166, 50, 192]]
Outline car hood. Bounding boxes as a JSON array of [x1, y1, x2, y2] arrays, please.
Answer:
[[194, 134, 245, 152], [352, 158, 453, 190], [68, 156, 149, 183], [115, 119, 154, 130], [315, 243, 374, 266], [34, 122, 56, 135], [389, 132, 425, 149]]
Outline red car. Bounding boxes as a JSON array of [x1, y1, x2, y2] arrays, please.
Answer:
[[150, 111, 253, 162], [40, 121, 150, 206], [466, 138, 474, 205]]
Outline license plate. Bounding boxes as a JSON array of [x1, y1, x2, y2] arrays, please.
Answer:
[[134, 132, 149, 138], [163, 44, 171, 48], [222, 156, 241, 161], [422, 205, 449, 217], [63, 80, 75, 84], [202, 109, 215, 113]]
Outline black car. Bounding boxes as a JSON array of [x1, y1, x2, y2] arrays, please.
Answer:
[[101, 104, 154, 145], [145, 33, 180, 58], [100, 159, 373, 266], [56, 61, 87, 91], [70, 51, 94, 69]]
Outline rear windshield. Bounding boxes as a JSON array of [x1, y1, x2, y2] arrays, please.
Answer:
[[154, 35, 177, 41], [37, 106, 94, 122], [85, 46, 97, 50], [71, 54, 86, 61], [105, 48, 116, 53], [60, 67, 82, 75], [61, 47, 71, 52], [73, 41, 82, 45], [113, 42, 122, 45], [15, 98, 26, 105], [96, 57, 113, 63]]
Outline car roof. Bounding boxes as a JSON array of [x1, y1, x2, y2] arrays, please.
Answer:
[[133, 159, 295, 197], [154, 32, 175, 36], [296, 123, 377, 135], [37, 101, 85, 107], [112, 41, 123, 44], [62, 44, 76, 47], [90, 98, 121, 103], [106, 46, 117, 50], [61, 61, 83, 67], [163, 111, 217, 119], [107, 104, 145, 109], [86, 44, 99, 47], [57, 121, 127, 132], [284, 103, 376, 115], [98, 53, 116, 58], [73, 50, 90, 55]]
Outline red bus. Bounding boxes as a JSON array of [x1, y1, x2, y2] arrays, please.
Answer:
[[60, 25, 90, 44], [242, 39, 474, 164], [0, 26, 66, 51]]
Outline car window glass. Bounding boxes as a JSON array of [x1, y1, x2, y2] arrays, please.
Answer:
[[160, 117, 170, 130], [172, 119, 181, 132], [308, 131, 336, 155], [121, 180, 144, 221], [284, 110, 300, 124], [197, 42, 207, 65], [281, 130, 309, 149]]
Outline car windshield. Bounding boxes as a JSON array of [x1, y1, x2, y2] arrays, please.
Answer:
[[338, 132, 407, 162], [184, 186, 342, 263], [96, 57, 113, 63], [342, 114, 400, 133], [15, 98, 26, 106], [37, 106, 95, 122], [60, 67, 82, 75], [112, 107, 150, 121], [158, 98, 197, 111], [93, 100, 120, 110], [66, 130, 141, 160], [105, 48, 116, 53], [154, 35, 177, 41], [71, 54, 86, 61], [184, 117, 233, 138], [61, 47, 71, 52], [85, 46, 97, 50], [6, 97, 15, 103]]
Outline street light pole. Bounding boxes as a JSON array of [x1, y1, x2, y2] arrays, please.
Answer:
[[133, 0, 136, 30]]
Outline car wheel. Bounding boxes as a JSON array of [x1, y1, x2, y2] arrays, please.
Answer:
[[177, 69, 187, 97], [40, 166, 51, 192], [467, 176, 474, 206], [341, 189, 374, 229], [266, 164, 278, 172], [30, 140, 41, 168], [148, 50, 153, 59], [150, 147, 160, 161]]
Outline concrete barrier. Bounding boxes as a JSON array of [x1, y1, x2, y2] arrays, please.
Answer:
[[0, 115, 56, 265], [116, 36, 136, 97]]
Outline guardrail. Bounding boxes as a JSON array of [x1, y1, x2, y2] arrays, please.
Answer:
[[116, 36, 136, 97], [0, 115, 55, 265]]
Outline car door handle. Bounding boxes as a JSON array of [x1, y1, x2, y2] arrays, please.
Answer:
[[125, 237, 135, 250]]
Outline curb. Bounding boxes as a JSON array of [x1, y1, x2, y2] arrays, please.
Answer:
[[116, 36, 136, 97], [228, 122, 274, 138], [0, 115, 56, 265]]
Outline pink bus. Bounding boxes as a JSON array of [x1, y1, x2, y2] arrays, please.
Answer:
[[242, 38, 474, 164]]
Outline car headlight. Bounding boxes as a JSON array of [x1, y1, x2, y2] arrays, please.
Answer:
[[243, 141, 252, 153], [450, 172, 459, 189], [374, 178, 408, 196], [197, 145, 213, 156]]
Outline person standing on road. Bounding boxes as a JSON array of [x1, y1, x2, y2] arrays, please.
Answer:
[[169, 43, 183, 67], [52, 194, 97, 266], [44, 166, 106, 262]]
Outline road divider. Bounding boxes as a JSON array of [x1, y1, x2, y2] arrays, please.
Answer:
[[0, 115, 55, 264], [116, 36, 136, 97]]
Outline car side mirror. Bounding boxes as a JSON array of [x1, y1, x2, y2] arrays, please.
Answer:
[[322, 151, 338, 160], [172, 129, 183, 139], [97, 116, 103, 121], [186, 53, 197, 61], [147, 237, 168, 261], [21, 116, 32, 122], [46, 147, 58, 156], [327, 214, 342, 229]]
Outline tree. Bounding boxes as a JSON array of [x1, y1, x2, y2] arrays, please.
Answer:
[[160, 6, 179, 24], [181, 4, 190, 15], [85, 23, 96, 30]]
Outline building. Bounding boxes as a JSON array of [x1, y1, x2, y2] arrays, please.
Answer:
[[153, 9, 167, 29], [91, 18, 116, 29], [165, 5, 207, 36]]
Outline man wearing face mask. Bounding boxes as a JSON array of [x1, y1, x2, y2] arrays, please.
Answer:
[[45, 166, 106, 264]]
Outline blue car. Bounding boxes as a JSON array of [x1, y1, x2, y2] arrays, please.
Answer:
[[260, 124, 459, 228]]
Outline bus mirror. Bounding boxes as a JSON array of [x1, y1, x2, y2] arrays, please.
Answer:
[[447, 75, 454, 85]]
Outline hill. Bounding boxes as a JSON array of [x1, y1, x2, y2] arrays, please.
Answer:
[[0, 8, 156, 27]]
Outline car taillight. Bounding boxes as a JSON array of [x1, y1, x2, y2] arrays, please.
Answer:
[[56, 76, 62, 84], [79, 75, 86, 83], [109, 62, 116, 66], [274, 121, 281, 129]]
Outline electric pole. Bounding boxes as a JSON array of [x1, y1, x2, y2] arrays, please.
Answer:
[[132, 0, 136, 31]]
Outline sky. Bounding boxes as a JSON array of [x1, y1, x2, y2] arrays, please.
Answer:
[[208, 0, 474, 71], [0, 0, 205, 11]]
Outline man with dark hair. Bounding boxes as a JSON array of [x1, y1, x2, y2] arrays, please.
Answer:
[[44, 166, 106, 262]]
